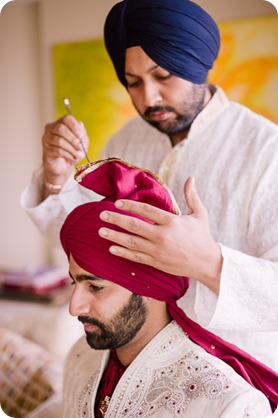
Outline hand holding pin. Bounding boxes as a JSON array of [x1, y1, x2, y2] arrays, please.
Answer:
[[63, 97, 91, 165]]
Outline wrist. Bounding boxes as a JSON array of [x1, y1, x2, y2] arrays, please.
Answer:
[[43, 173, 70, 196], [43, 169, 74, 194], [203, 243, 223, 294], [44, 181, 64, 194]]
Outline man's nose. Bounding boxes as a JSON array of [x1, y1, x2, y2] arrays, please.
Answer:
[[69, 286, 91, 317], [143, 82, 163, 107]]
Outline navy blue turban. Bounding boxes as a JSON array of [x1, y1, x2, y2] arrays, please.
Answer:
[[104, 0, 220, 86]]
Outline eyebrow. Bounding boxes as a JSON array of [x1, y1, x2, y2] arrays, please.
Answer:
[[69, 271, 106, 283], [125, 64, 159, 77]]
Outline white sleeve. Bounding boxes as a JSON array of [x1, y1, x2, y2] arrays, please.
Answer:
[[194, 245, 278, 332], [193, 143, 278, 332], [20, 167, 101, 247]]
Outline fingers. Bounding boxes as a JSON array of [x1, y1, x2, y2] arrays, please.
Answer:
[[42, 115, 88, 162], [99, 221, 168, 271], [184, 176, 207, 218], [98, 205, 179, 269], [100, 225, 153, 256], [99, 211, 158, 264], [114, 200, 171, 225], [98, 201, 173, 248], [99, 208, 159, 240], [109, 245, 156, 267]]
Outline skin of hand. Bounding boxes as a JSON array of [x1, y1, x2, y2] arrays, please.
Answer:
[[99, 177, 223, 294], [42, 114, 89, 197]]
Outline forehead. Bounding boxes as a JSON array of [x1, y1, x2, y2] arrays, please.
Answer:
[[69, 254, 132, 295]]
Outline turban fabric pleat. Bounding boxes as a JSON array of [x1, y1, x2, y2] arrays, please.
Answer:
[[60, 158, 278, 412], [104, 0, 220, 85]]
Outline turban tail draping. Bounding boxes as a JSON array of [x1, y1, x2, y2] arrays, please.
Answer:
[[60, 158, 278, 412], [104, 0, 220, 86]]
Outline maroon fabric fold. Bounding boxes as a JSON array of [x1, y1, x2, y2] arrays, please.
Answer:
[[95, 350, 126, 418], [60, 158, 278, 412]]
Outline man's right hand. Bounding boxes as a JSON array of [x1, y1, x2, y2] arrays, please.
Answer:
[[42, 115, 89, 196]]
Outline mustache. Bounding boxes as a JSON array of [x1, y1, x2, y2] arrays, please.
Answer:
[[78, 316, 103, 328], [144, 105, 176, 118]]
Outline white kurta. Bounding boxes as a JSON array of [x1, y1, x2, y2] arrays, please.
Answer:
[[21, 87, 278, 371], [62, 322, 272, 417]]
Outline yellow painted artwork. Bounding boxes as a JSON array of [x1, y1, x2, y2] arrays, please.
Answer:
[[209, 15, 278, 124], [53, 38, 137, 162], [53, 15, 278, 162]]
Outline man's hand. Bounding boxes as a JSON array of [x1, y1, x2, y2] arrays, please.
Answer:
[[42, 115, 89, 196], [99, 177, 222, 294]]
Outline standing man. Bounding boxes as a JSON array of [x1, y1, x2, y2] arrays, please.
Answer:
[[60, 158, 275, 417], [21, 0, 278, 372]]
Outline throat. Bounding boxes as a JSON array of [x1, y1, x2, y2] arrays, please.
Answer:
[[115, 338, 146, 366], [169, 129, 189, 146]]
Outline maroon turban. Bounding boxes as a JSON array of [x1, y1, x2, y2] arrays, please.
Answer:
[[61, 158, 185, 301], [60, 158, 278, 411]]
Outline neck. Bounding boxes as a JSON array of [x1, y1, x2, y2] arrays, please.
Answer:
[[116, 301, 171, 366], [169, 129, 190, 147]]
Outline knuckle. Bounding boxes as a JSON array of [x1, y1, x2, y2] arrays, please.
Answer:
[[127, 217, 139, 232], [56, 123, 66, 136], [131, 252, 143, 263], [126, 235, 137, 249], [141, 203, 152, 215], [55, 147, 65, 157], [52, 134, 63, 148], [159, 235, 168, 247], [72, 136, 82, 147]]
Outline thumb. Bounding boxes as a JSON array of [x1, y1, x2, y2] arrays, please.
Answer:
[[184, 177, 207, 217]]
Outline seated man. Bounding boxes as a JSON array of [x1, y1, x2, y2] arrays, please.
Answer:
[[60, 158, 276, 417]]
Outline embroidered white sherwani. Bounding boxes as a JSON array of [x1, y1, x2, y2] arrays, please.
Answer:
[[21, 87, 278, 371], [62, 322, 271, 417]]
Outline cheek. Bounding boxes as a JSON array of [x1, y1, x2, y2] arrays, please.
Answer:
[[103, 288, 133, 317], [164, 87, 183, 106], [128, 90, 144, 113]]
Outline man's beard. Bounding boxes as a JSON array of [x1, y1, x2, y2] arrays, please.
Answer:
[[78, 294, 147, 350], [142, 84, 206, 136]]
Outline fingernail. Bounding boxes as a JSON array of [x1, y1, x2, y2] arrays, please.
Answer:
[[100, 211, 109, 220], [99, 228, 108, 237], [109, 246, 118, 254], [115, 200, 124, 208]]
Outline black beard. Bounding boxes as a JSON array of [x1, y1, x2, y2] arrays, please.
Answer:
[[144, 106, 196, 135], [78, 294, 147, 350], [142, 84, 206, 136]]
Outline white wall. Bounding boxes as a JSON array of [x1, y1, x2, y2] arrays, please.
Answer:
[[0, 0, 276, 270], [37, 0, 118, 124], [0, 2, 46, 270]]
